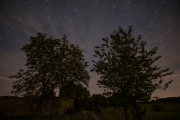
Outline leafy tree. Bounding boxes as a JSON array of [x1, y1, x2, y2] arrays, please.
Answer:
[[9, 32, 90, 120], [107, 93, 124, 108], [74, 84, 90, 99], [60, 83, 90, 111], [91, 26, 173, 120], [60, 83, 90, 99], [73, 84, 90, 111], [86, 94, 109, 110], [59, 83, 76, 99], [89, 94, 108, 109]]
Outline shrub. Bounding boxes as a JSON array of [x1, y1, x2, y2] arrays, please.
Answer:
[[64, 107, 75, 115], [151, 104, 163, 111]]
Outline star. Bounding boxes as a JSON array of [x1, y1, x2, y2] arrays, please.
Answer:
[[0, 0, 179, 98]]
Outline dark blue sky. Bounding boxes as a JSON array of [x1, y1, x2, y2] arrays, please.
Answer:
[[0, 0, 180, 98]]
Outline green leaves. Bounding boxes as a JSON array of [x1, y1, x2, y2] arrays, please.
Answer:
[[91, 26, 174, 120], [9, 32, 90, 97], [91, 25, 173, 104]]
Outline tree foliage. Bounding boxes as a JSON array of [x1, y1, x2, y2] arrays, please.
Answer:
[[9, 32, 90, 96], [91, 26, 173, 120], [9, 32, 90, 119], [89, 94, 109, 109], [74, 84, 90, 99], [73, 84, 90, 111]]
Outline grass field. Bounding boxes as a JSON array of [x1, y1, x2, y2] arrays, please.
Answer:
[[93, 102, 180, 120], [1, 102, 180, 120], [141, 102, 180, 120]]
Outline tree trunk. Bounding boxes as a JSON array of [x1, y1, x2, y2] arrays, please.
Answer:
[[123, 106, 129, 120], [34, 97, 43, 120]]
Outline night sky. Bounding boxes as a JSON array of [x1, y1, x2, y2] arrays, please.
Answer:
[[0, 0, 180, 98]]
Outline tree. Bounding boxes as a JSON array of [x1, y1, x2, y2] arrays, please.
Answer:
[[59, 83, 90, 111], [90, 94, 108, 109], [73, 84, 90, 111], [74, 84, 90, 99], [91, 26, 173, 120], [9, 32, 90, 120]]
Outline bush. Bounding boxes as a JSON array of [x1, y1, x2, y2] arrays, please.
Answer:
[[74, 98, 83, 111], [0, 110, 5, 117], [64, 107, 75, 115], [151, 104, 163, 111], [130, 105, 146, 120]]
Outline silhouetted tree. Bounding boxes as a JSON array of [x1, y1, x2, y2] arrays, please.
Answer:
[[89, 94, 108, 109], [157, 97, 180, 102], [60, 83, 76, 99], [91, 26, 173, 120], [9, 32, 90, 120], [74, 84, 90, 99], [107, 93, 123, 108], [73, 84, 90, 111]]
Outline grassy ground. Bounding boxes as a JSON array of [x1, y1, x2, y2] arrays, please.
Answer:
[[0, 112, 96, 120], [143, 111, 180, 120], [140, 102, 180, 112], [94, 102, 180, 120], [93, 107, 132, 120], [1, 102, 180, 120], [141, 102, 180, 120]]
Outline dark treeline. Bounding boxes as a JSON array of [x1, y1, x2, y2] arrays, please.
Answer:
[[156, 97, 180, 102]]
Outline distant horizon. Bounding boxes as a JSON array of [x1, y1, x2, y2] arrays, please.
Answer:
[[0, 94, 180, 99], [0, 86, 179, 99]]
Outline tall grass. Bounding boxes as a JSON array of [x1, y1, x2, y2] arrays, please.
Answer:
[[97, 102, 180, 120], [1, 102, 180, 120]]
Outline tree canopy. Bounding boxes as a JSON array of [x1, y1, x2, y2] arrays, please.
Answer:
[[9, 32, 90, 96], [9, 32, 90, 119], [91, 26, 173, 120]]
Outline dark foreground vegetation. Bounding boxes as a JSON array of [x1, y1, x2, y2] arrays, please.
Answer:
[[1, 97, 180, 120]]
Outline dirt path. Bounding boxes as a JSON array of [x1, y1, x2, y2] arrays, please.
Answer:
[[82, 111, 99, 120]]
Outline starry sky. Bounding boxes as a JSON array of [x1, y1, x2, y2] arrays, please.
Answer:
[[0, 0, 180, 98]]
